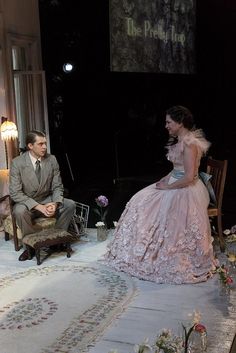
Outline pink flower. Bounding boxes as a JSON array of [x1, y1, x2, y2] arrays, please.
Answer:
[[195, 323, 206, 333], [226, 276, 233, 284]]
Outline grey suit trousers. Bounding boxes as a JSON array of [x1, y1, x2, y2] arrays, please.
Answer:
[[13, 198, 76, 237]]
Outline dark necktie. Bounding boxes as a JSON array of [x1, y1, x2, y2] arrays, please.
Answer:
[[35, 160, 41, 182]]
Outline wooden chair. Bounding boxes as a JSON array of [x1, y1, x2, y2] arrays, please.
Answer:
[[206, 157, 228, 252]]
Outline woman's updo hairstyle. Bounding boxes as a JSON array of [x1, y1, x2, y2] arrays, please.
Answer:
[[166, 105, 195, 130]]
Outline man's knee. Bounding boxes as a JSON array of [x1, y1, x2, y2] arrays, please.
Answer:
[[13, 204, 29, 218], [64, 198, 76, 212]]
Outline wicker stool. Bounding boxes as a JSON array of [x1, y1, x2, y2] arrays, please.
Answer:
[[22, 228, 74, 265]]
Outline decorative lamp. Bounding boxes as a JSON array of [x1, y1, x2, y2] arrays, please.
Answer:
[[1, 117, 18, 169], [1, 120, 18, 141]]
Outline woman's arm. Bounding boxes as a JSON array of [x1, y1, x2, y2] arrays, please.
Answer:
[[156, 143, 198, 190]]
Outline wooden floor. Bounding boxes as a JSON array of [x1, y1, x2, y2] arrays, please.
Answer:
[[0, 229, 236, 353]]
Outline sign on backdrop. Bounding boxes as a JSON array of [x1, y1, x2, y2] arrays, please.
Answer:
[[109, 0, 196, 74]]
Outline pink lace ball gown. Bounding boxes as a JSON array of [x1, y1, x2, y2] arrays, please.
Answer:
[[101, 130, 218, 284]]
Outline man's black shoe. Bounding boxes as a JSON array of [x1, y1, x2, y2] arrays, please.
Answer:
[[18, 249, 35, 261]]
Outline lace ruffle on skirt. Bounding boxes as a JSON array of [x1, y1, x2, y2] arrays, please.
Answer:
[[101, 179, 218, 284]]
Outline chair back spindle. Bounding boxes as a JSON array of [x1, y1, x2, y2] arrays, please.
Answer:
[[206, 157, 228, 252]]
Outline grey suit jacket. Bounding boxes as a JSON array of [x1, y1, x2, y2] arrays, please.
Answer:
[[9, 151, 64, 210]]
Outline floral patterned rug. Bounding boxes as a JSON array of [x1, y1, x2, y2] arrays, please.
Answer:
[[0, 262, 137, 353]]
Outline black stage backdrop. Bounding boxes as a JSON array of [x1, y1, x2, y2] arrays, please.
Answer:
[[39, 0, 236, 228], [110, 0, 196, 73]]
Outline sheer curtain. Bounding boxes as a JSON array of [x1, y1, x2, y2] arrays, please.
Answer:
[[12, 44, 50, 151]]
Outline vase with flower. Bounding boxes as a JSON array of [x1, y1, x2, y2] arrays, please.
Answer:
[[214, 264, 233, 295], [94, 195, 109, 241], [94, 195, 108, 223], [181, 310, 207, 352], [95, 221, 107, 241]]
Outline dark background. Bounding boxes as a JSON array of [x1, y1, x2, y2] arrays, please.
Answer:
[[38, 0, 236, 228]]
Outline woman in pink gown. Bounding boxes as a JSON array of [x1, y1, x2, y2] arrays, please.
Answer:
[[102, 105, 218, 284]]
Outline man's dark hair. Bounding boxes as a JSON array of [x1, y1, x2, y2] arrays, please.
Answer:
[[26, 130, 46, 146]]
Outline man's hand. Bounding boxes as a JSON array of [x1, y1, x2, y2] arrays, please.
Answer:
[[45, 202, 58, 217], [34, 202, 58, 217]]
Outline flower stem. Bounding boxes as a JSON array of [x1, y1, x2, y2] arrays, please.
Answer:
[[183, 324, 195, 353]]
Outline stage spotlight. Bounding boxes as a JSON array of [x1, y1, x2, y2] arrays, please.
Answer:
[[62, 62, 74, 73]]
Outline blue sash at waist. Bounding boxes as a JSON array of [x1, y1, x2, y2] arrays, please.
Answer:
[[170, 170, 215, 204], [171, 169, 185, 179]]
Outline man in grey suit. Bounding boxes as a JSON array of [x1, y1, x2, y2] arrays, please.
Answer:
[[9, 130, 76, 261]]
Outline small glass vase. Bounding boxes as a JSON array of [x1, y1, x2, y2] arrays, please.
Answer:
[[97, 226, 107, 241], [189, 331, 207, 352], [200, 331, 207, 351]]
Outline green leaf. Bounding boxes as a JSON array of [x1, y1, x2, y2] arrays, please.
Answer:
[[103, 209, 108, 217], [93, 209, 101, 216]]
